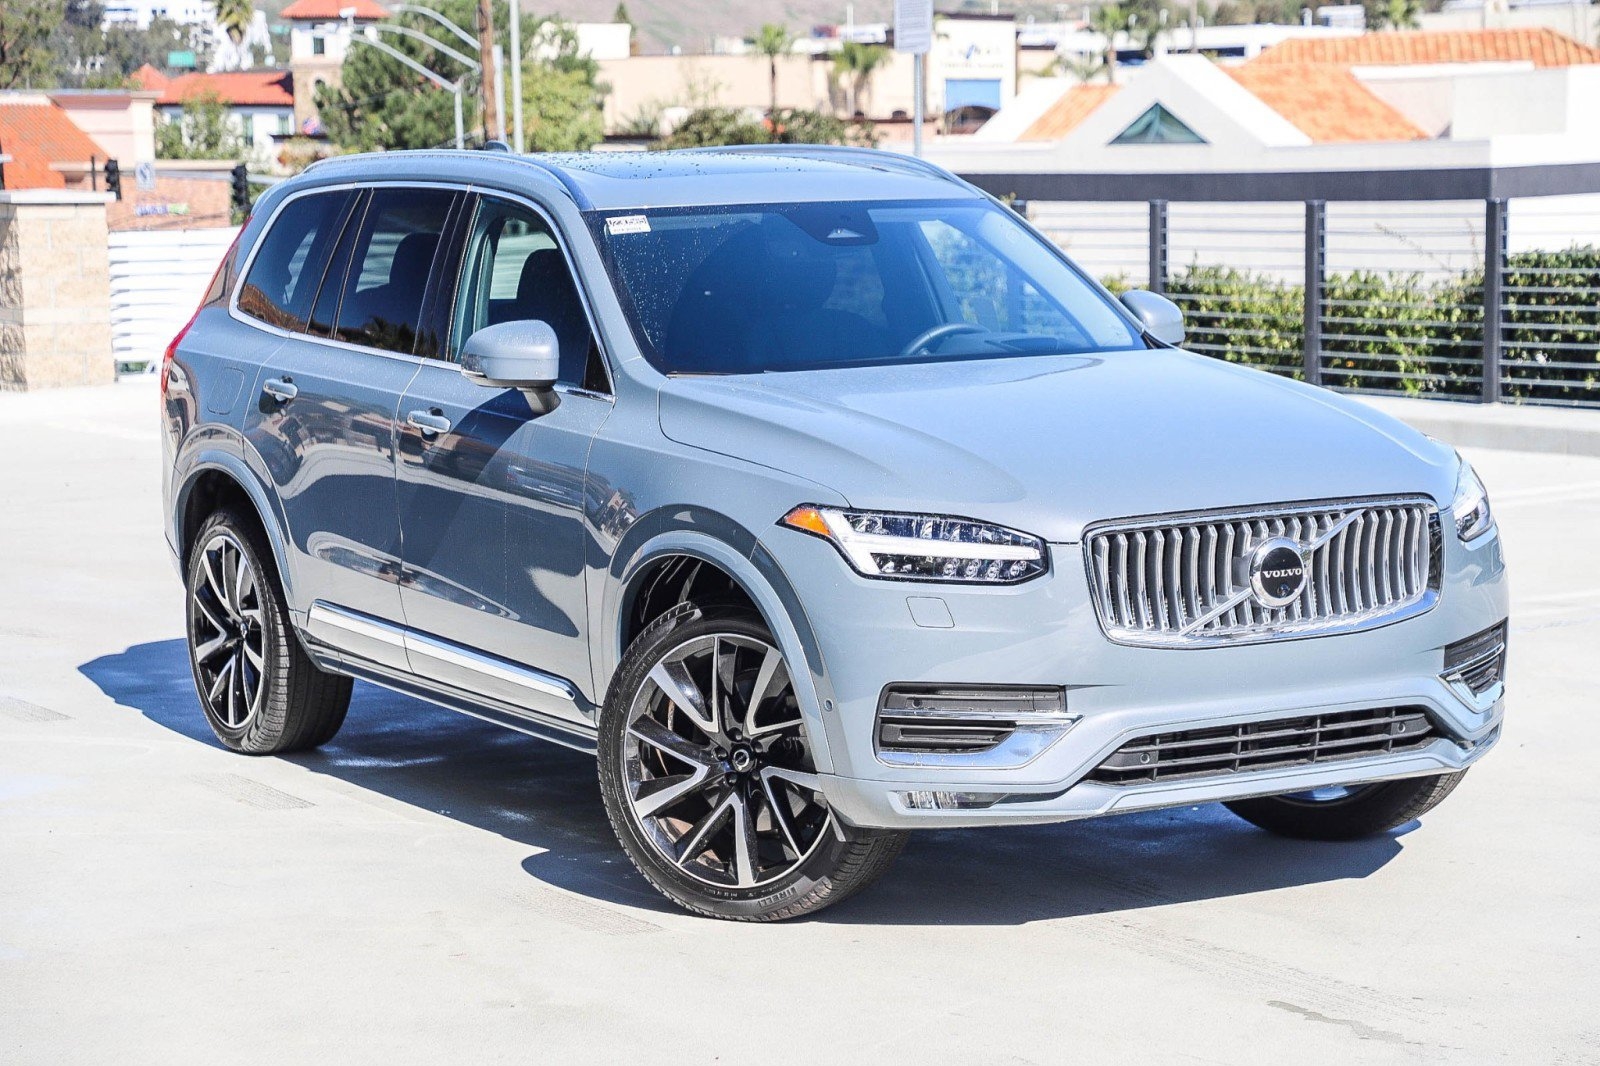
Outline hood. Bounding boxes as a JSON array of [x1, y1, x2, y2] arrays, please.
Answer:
[[657, 349, 1459, 542]]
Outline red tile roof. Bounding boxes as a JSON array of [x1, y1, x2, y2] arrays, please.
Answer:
[[279, 0, 389, 18], [0, 101, 109, 189], [1250, 28, 1600, 68], [1019, 83, 1120, 141], [150, 71, 295, 108], [131, 63, 169, 90], [1227, 63, 1426, 143]]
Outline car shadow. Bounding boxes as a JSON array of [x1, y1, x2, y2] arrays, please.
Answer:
[[80, 639, 1407, 926]]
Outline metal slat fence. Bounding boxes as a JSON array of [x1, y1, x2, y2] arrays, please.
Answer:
[[1031, 195, 1600, 407]]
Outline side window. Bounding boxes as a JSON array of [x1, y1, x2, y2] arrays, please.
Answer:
[[236, 191, 353, 332], [331, 187, 458, 355], [452, 197, 604, 390]]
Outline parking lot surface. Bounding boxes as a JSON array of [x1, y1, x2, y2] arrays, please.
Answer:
[[2, 378, 1597, 1065]]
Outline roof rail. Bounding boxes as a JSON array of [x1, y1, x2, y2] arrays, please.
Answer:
[[674, 143, 969, 190]]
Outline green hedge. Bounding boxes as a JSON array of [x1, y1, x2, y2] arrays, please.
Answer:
[[1146, 248, 1600, 404]]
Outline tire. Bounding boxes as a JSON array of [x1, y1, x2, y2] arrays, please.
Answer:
[[1223, 771, 1468, 841], [598, 604, 907, 921], [184, 507, 352, 755]]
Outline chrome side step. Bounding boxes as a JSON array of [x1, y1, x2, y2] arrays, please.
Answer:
[[304, 601, 595, 746]]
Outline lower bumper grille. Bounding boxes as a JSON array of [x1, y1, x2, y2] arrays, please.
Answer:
[[1088, 706, 1437, 786], [1443, 621, 1507, 698]]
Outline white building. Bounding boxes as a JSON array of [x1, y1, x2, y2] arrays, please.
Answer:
[[102, 0, 215, 31]]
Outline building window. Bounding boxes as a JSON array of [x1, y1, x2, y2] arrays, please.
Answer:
[[1109, 104, 1206, 145], [312, 36, 326, 55]]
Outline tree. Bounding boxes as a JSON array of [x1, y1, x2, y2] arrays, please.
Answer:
[[0, 0, 65, 89], [832, 41, 888, 118], [1088, 4, 1127, 83], [156, 91, 246, 159], [612, 3, 641, 55], [753, 23, 793, 117], [316, 4, 607, 152], [1374, 0, 1421, 28], [215, 0, 254, 45], [652, 106, 875, 149], [522, 63, 604, 151]]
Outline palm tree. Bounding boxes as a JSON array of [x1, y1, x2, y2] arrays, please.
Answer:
[[214, 0, 254, 46], [1088, 4, 1126, 84], [754, 23, 794, 117], [1377, 0, 1421, 29], [833, 40, 888, 119]]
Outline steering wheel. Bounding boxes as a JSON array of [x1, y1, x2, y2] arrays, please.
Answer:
[[898, 321, 988, 358]]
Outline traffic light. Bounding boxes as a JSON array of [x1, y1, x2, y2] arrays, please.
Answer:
[[230, 164, 249, 214], [104, 159, 121, 200]]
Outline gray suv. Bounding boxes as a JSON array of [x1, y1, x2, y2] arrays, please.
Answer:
[[161, 146, 1508, 920]]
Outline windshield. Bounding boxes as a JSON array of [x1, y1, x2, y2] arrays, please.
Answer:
[[586, 198, 1146, 374]]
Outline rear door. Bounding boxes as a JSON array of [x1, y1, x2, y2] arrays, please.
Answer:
[[241, 184, 460, 670], [394, 192, 613, 719]]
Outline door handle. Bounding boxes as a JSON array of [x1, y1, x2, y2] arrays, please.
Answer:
[[262, 377, 297, 403], [407, 409, 452, 436]]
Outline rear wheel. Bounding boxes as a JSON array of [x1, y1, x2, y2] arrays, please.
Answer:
[[1223, 772, 1467, 840], [598, 605, 906, 921], [185, 509, 351, 754]]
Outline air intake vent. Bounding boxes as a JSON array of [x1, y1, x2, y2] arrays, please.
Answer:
[[875, 685, 1068, 760], [1089, 706, 1437, 786], [1444, 621, 1507, 698]]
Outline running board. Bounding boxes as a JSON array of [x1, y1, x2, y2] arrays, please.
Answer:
[[304, 601, 595, 749]]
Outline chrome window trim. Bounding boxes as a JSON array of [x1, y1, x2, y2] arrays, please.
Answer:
[[227, 178, 617, 396], [1081, 494, 1443, 649]]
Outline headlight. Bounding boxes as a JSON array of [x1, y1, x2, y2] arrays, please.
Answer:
[[1452, 456, 1493, 541], [780, 505, 1047, 584]]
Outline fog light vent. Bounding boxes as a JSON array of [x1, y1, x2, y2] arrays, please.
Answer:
[[876, 685, 1067, 756], [1443, 620, 1507, 698]]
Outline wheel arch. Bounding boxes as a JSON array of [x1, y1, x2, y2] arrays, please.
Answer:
[[599, 508, 837, 774], [173, 450, 299, 613]]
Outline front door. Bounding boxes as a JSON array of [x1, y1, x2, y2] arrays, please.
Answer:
[[395, 193, 612, 721]]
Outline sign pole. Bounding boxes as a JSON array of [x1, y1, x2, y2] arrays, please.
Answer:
[[912, 53, 923, 157], [895, 0, 932, 157]]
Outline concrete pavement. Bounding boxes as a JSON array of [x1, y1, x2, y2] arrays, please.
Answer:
[[2, 377, 1597, 1065]]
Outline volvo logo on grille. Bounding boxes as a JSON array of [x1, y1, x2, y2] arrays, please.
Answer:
[[1249, 538, 1308, 608]]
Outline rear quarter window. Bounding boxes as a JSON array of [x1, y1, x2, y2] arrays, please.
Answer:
[[236, 191, 354, 332]]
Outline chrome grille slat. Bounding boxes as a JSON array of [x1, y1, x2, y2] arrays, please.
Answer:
[[1089, 706, 1437, 785], [1085, 497, 1438, 647]]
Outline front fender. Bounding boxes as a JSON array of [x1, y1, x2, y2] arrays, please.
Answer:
[[599, 513, 838, 775]]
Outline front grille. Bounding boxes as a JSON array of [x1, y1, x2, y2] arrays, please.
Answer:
[[1085, 497, 1439, 647], [1089, 706, 1437, 785]]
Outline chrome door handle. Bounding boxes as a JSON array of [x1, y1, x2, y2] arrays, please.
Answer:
[[262, 377, 297, 403], [407, 409, 452, 435]]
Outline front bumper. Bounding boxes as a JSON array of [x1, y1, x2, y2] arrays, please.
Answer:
[[764, 518, 1508, 830]]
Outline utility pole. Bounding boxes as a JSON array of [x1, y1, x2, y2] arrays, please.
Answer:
[[510, 0, 524, 151], [477, 0, 500, 143]]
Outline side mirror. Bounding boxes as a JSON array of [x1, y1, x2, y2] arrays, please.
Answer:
[[460, 320, 560, 391], [1119, 289, 1186, 346]]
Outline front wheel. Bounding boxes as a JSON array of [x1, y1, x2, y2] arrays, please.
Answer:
[[598, 605, 906, 921], [1223, 772, 1468, 840]]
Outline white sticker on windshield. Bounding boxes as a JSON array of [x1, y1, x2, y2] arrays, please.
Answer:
[[606, 214, 651, 235]]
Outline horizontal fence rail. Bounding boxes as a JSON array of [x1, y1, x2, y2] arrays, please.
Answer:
[[968, 164, 1600, 409]]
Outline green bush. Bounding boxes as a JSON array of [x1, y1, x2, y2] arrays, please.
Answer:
[[651, 107, 877, 150], [1141, 248, 1600, 405]]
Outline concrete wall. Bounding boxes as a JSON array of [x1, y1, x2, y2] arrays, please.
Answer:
[[0, 191, 115, 391]]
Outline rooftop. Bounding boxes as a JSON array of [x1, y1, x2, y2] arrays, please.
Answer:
[[1226, 64, 1426, 143], [1250, 27, 1600, 68], [132, 69, 294, 108], [0, 98, 109, 189], [278, 0, 389, 19]]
